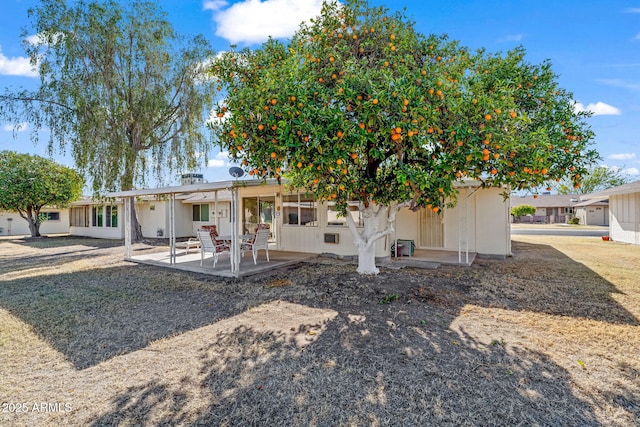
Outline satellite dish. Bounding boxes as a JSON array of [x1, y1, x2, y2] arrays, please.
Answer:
[[229, 166, 245, 178]]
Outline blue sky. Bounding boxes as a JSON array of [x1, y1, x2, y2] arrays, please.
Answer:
[[1, 0, 638, 185]]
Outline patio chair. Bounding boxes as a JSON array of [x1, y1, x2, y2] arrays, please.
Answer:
[[198, 225, 229, 250], [241, 228, 270, 265], [197, 230, 228, 268]]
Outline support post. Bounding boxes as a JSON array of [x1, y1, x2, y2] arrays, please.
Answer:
[[170, 193, 176, 265], [124, 197, 132, 259], [230, 187, 240, 277]]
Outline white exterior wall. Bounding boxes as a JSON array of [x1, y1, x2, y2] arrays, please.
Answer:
[[238, 185, 388, 257], [236, 183, 510, 258], [188, 200, 233, 237], [0, 208, 70, 236], [69, 203, 124, 239], [609, 193, 640, 245], [137, 200, 168, 238], [475, 187, 511, 256], [393, 187, 510, 257]]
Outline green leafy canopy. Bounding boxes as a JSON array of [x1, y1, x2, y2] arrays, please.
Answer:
[[0, 150, 83, 216], [209, 0, 599, 215]]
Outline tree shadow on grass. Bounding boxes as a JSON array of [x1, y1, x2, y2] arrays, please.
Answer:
[[2, 238, 638, 424], [89, 316, 601, 426], [0, 264, 250, 369], [465, 240, 639, 325]]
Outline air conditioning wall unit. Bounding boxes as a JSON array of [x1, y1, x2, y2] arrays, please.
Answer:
[[324, 233, 339, 244]]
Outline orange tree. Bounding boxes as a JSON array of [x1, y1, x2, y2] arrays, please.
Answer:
[[209, 0, 598, 274]]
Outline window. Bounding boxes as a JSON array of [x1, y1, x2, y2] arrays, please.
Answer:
[[92, 206, 103, 227], [283, 193, 317, 226], [70, 207, 89, 227], [106, 205, 118, 227], [192, 204, 209, 222], [327, 201, 364, 227], [43, 211, 60, 221]]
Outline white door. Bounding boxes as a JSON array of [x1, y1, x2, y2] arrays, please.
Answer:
[[419, 208, 444, 248]]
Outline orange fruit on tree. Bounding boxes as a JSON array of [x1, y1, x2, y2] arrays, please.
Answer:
[[270, 152, 277, 159], [271, 99, 277, 105], [372, 98, 379, 105], [484, 114, 492, 121], [297, 161, 303, 168], [337, 130, 343, 138], [490, 168, 498, 175], [336, 158, 343, 165]]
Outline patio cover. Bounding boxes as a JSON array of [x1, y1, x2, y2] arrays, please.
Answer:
[[108, 179, 280, 277]]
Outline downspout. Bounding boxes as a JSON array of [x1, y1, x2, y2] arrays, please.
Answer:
[[170, 193, 176, 265]]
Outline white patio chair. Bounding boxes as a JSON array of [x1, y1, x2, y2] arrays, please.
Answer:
[[197, 230, 228, 268], [241, 228, 270, 265]]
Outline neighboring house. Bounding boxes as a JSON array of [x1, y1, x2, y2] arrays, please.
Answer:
[[510, 193, 580, 223], [0, 208, 70, 236], [573, 198, 609, 226], [109, 179, 512, 262], [581, 180, 640, 245]]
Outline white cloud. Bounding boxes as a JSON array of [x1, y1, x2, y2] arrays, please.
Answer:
[[608, 153, 636, 160], [499, 34, 523, 42], [203, 0, 228, 11], [573, 101, 621, 116], [207, 151, 230, 168], [207, 0, 323, 44], [625, 8, 640, 13], [623, 167, 639, 176], [599, 78, 640, 91], [634, 33, 640, 40], [2, 122, 28, 132], [0, 46, 38, 77]]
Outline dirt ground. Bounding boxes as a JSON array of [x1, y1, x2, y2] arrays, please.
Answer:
[[0, 235, 638, 426]]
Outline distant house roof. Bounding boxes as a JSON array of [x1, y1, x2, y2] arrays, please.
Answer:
[[580, 180, 640, 200], [573, 198, 609, 208], [510, 193, 581, 208]]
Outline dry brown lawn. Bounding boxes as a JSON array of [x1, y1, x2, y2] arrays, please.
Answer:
[[0, 235, 638, 426]]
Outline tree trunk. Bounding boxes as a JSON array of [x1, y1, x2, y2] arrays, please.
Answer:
[[356, 240, 379, 275], [21, 207, 41, 237], [123, 155, 144, 242], [345, 202, 409, 275]]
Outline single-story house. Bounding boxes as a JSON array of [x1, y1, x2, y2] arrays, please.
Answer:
[[573, 198, 609, 226], [0, 207, 70, 236], [580, 180, 640, 245], [510, 193, 580, 223], [106, 178, 512, 276]]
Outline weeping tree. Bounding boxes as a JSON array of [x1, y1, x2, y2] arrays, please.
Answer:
[[554, 165, 630, 194], [209, 0, 599, 274], [0, 151, 83, 237], [0, 0, 217, 241]]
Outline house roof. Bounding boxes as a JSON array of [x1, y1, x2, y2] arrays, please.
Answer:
[[573, 198, 609, 208], [106, 179, 280, 198], [580, 180, 640, 200], [510, 193, 581, 208], [106, 177, 493, 198]]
